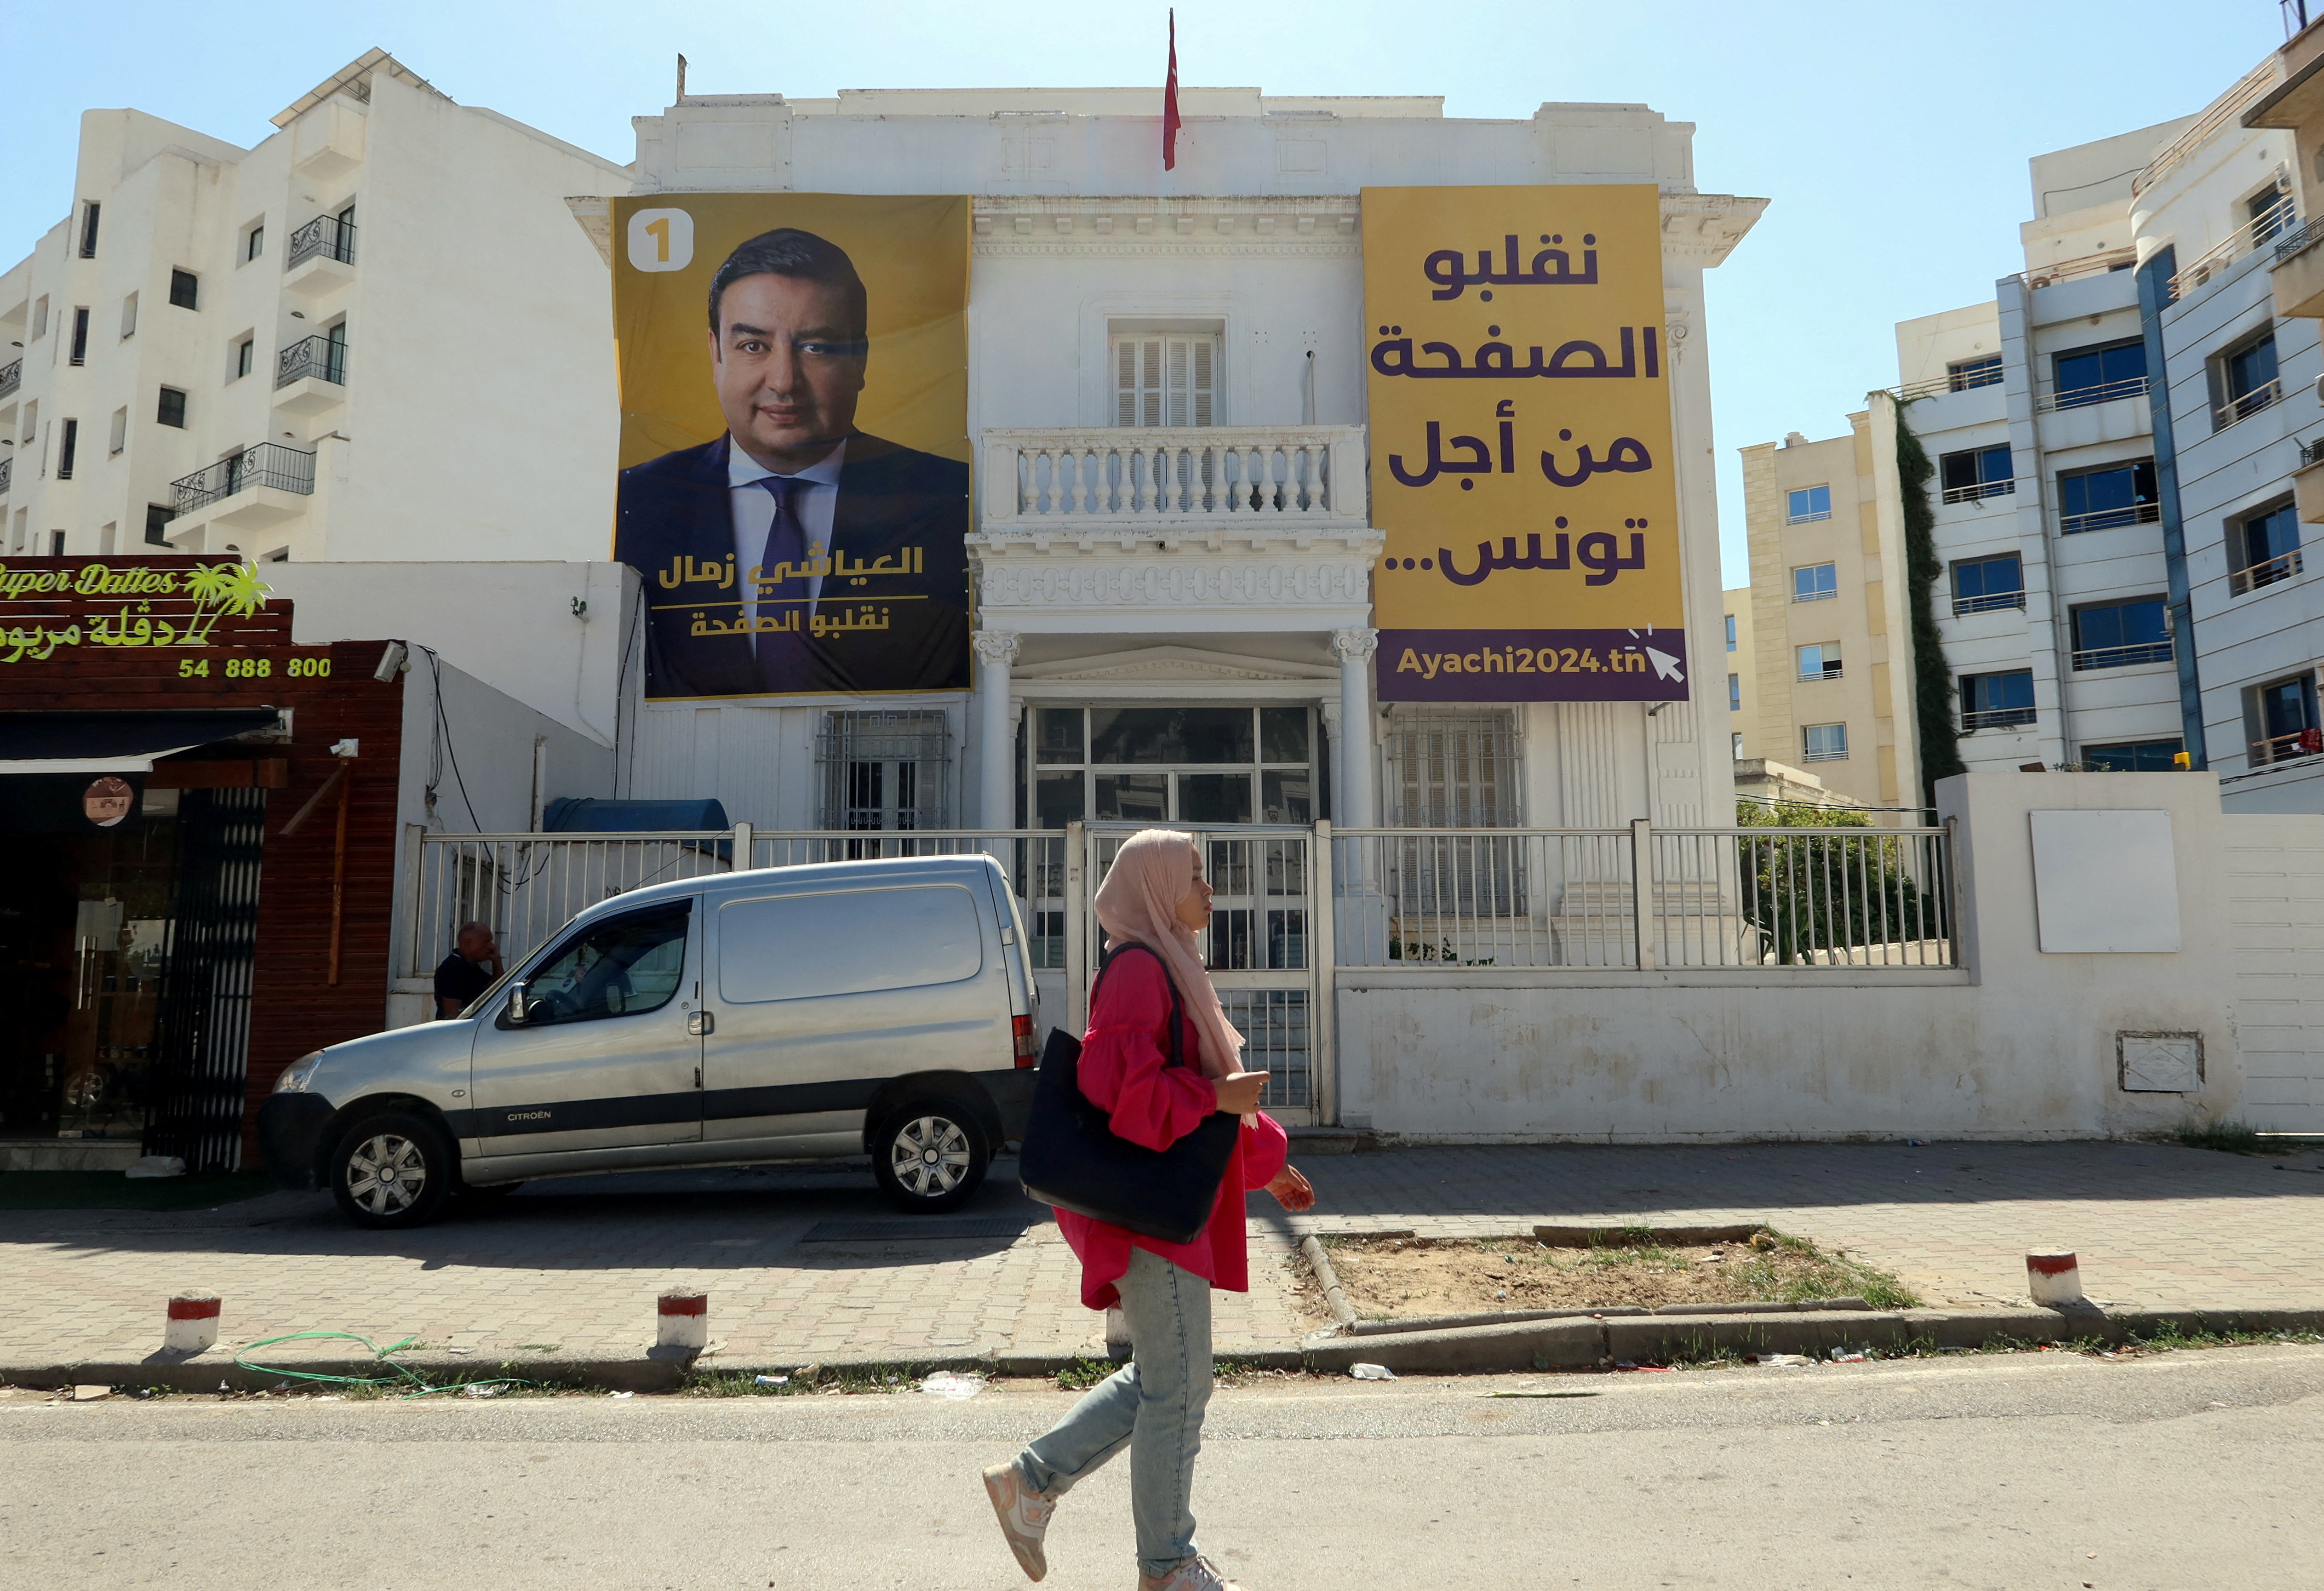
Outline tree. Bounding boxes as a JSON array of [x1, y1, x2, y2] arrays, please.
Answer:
[[1733, 801, 1943, 965]]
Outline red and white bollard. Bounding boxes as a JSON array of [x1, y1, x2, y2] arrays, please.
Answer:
[[165, 1295, 220, 1354], [2026, 1251, 2085, 1308], [657, 1290, 708, 1352]]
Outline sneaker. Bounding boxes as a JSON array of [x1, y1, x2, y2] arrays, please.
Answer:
[[981, 1462, 1056, 1582], [1139, 1554, 1243, 1591]]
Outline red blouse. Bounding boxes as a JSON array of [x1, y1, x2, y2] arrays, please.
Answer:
[[1053, 949, 1289, 1311]]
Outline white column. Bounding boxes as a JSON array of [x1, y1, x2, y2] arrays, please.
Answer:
[[973, 630, 1021, 832], [1331, 628, 1379, 829]]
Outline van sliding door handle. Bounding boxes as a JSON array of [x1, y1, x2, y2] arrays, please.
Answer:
[[687, 1011, 713, 1037]]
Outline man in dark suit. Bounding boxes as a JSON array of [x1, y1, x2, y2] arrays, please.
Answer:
[[617, 227, 970, 698]]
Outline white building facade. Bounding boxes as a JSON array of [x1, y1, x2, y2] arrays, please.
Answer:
[[581, 87, 1762, 851]]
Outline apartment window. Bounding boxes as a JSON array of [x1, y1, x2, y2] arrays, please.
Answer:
[[1961, 669, 2037, 731], [79, 201, 100, 259], [2214, 331, 2281, 428], [2229, 499, 2303, 595], [2083, 739, 2184, 772], [68, 307, 89, 366], [1732, 731, 1745, 758], [1786, 484, 1832, 523], [1792, 562, 1837, 602], [168, 269, 199, 310], [56, 418, 78, 481], [1947, 355, 2003, 392], [2057, 458, 2159, 534], [233, 336, 255, 381], [108, 407, 126, 456], [49, 531, 66, 556], [814, 710, 954, 830], [1801, 723, 1849, 762], [243, 221, 266, 263], [1950, 552, 2025, 615], [1729, 673, 1742, 711], [1724, 613, 1738, 652], [98, 521, 117, 555], [2071, 595, 2172, 670], [120, 292, 138, 340], [20, 400, 35, 446], [2249, 673, 2322, 766], [1112, 331, 1218, 427], [2250, 183, 2295, 246], [156, 387, 187, 429], [1939, 444, 2015, 504], [1797, 642, 1843, 682], [2051, 339, 2147, 409], [144, 503, 172, 546], [31, 296, 47, 340], [10, 509, 23, 552], [1033, 705, 1323, 827]]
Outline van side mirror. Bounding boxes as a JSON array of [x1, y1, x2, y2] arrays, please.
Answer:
[[505, 982, 529, 1025]]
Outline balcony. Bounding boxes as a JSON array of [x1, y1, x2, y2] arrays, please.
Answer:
[[2232, 549, 2304, 595], [2022, 247, 2137, 291], [2170, 195, 2297, 301], [2038, 375, 2151, 413], [2296, 436, 2324, 523], [1951, 589, 2025, 617], [275, 335, 347, 419], [2060, 501, 2160, 535], [0, 456, 10, 496], [284, 216, 356, 298], [1962, 706, 2037, 732], [2252, 728, 2324, 767], [166, 443, 316, 543], [0, 358, 17, 401], [2272, 214, 2324, 321], [2217, 378, 2282, 430], [1940, 478, 2016, 507], [2072, 640, 2175, 671], [969, 424, 1379, 634]]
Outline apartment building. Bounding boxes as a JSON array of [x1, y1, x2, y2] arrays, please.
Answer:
[[0, 50, 630, 567], [1722, 583, 1755, 760], [1737, 418, 1920, 810]]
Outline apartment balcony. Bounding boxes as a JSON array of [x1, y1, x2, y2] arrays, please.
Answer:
[[1962, 706, 2038, 732], [2232, 549, 2305, 595], [2071, 640, 2175, 672], [274, 335, 347, 419], [2272, 215, 2324, 321], [0, 357, 18, 401], [2036, 375, 2151, 414], [2295, 435, 2324, 524], [0, 455, 11, 497], [2252, 728, 2324, 767], [969, 425, 1380, 634], [2060, 501, 2161, 536], [1951, 590, 2026, 618], [2215, 378, 2283, 431], [1940, 478, 2016, 507], [284, 216, 356, 298], [166, 443, 316, 541]]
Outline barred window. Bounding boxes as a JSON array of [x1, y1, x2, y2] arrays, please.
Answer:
[[1383, 710, 1519, 827], [816, 710, 953, 831]]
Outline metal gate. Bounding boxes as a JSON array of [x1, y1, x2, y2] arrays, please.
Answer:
[[146, 788, 266, 1171], [1063, 823, 1327, 1126]]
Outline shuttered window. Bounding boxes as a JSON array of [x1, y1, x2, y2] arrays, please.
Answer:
[[1111, 334, 1217, 427]]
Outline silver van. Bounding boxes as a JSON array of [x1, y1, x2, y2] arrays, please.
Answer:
[[259, 855, 1040, 1229]]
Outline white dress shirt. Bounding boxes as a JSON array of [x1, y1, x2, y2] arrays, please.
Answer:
[[727, 439, 845, 641]]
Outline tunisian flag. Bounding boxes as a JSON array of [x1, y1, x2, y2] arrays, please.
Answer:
[[1162, 10, 1181, 170]]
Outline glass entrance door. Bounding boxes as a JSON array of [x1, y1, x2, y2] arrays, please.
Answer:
[[1031, 705, 1318, 829]]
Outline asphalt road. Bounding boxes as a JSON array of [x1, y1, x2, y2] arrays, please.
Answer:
[[8, 1344, 2323, 1590]]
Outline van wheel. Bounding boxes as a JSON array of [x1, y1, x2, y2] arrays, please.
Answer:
[[870, 1099, 989, 1213], [328, 1110, 456, 1230]]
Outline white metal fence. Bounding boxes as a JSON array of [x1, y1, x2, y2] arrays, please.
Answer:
[[406, 821, 1958, 980]]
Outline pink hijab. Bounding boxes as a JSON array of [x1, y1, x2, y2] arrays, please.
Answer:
[[1092, 828, 1245, 1081]]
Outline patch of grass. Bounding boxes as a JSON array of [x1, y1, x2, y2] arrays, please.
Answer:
[[2169, 1117, 2299, 1156], [0, 1171, 278, 1211], [1055, 1358, 1116, 1391], [1729, 1230, 1923, 1311], [686, 1362, 952, 1397]]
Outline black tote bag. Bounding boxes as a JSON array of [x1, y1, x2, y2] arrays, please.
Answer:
[[1017, 944, 1239, 1246]]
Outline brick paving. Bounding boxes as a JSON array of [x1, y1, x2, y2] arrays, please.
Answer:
[[5, 1139, 2321, 1370]]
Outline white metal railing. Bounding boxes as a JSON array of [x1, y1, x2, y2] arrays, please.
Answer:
[[2134, 58, 2282, 198], [2039, 375, 2152, 413], [1952, 590, 2026, 616], [2023, 248, 2138, 290], [2072, 640, 2175, 671], [2061, 501, 2160, 535], [404, 826, 1064, 980], [2232, 549, 2303, 595], [1962, 706, 2038, 732], [979, 425, 1367, 530], [2253, 729, 2324, 767], [1327, 824, 1956, 971], [2218, 378, 2284, 429], [1941, 478, 2016, 506], [2169, 192, 2297, 300]]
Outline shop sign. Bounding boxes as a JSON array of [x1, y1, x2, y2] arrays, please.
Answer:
[[1362, 184, 1687, 702], [82, 776, 134, 828], [0, 559, 288, 668]]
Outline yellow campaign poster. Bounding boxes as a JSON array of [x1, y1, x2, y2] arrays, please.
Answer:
[[610, 194, 971, 700], [1362, 184, 1686, 702]]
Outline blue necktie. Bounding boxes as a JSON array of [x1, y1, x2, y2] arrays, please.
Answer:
[[753, 475, 814, 689]]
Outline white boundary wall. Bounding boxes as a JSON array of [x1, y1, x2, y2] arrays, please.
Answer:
[[2226, 813, 2324, 1128], [1334, 772, 2257, 1140]]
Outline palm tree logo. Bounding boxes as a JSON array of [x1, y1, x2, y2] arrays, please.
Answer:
[[182, 561, 270, 644]]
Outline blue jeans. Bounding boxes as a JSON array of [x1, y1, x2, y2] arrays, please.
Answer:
[[1014, 1247, 1214, 1577]]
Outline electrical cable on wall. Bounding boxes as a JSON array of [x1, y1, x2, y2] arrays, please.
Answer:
[[419, 646, 483, 832]]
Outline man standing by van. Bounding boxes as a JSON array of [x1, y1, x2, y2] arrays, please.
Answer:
[[433, 921, 503, 1019]]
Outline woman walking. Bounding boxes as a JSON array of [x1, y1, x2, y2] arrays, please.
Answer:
[[985, 828, 1314, 1591]]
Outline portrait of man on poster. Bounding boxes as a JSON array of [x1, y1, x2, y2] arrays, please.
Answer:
[[615, 227, 971, 699]]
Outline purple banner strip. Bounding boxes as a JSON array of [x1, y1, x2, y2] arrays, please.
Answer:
[[1376, 629, 1690, 703]]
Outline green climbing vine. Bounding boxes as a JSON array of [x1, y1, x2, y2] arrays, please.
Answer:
[[1895, 405, 1963, 805]]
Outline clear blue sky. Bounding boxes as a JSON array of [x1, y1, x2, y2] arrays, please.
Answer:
[[0, 0, 2284, 584]]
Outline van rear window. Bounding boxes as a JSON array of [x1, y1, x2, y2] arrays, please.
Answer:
[[718, 884, 984, 1003]]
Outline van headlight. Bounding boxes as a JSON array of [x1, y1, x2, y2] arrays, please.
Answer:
[[274, 1050, 326, 1094]]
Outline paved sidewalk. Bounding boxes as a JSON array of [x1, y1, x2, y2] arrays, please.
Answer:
[[5, 1140, 2321, 1371]]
